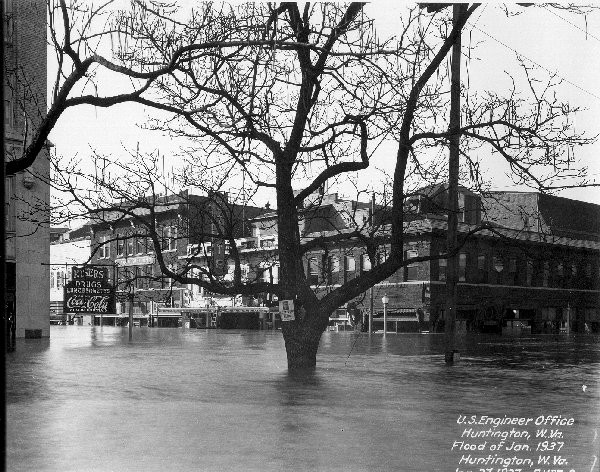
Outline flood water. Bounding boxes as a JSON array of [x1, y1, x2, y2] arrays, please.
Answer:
[[6, 326, 600, 472]]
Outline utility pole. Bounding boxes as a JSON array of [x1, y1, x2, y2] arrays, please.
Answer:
[[369, 192, 375, 334], [128, 290, 134, 341], [444, 4, 467, 364]]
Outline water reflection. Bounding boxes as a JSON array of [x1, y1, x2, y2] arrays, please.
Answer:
[[6, 327, 600, 472]]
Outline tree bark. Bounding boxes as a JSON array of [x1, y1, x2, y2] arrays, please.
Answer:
[[281, 309, 328, 370]]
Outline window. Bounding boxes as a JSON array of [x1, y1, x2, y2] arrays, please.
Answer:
[[50, 271, 55, 289], [555, 262, 564, 288], [438, 257, 447, 282], [262, 265, 278, 285], [493, 256, 503, 284], [136, 237, 145, 254], [344, 256, 356, 282], [4, 0, 14, 44], [137, 265, 152, 290], [99, 236, 110, 259], [507, 257, 517, 285], [458, 253, 467, 282], [146, 236, 154, 254], [328, 256, 340, 285], [5, 175, 15, 232], [127, 237, 135, 257], [361, 254, 372, 273], [117, 238, 125, 257], [542, 262, 550, 287], [477, 254, 488, 283], [405, 249, 419, 281], [307, 258, 319, 285], [57, 270, 65, 289], [162, 226, 177, 251], [525, 259, 533, 286]]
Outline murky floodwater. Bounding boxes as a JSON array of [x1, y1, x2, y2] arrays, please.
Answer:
[[6, 327, 600, 472]]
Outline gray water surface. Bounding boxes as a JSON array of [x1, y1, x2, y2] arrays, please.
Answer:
[[6, 327, 600, 472]]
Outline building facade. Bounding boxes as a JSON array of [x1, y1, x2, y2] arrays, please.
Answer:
[[4, 0, 50, 339], [87, 188, 600, 334], [49, 225, 92, 324], [88, 191, 266, 327]]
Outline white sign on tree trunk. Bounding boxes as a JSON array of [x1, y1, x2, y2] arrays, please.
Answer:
[[279, 300, 295, 321]]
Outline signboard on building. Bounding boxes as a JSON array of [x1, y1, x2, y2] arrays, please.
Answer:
[[63, 266, 116, 314], [279, 299, 295, 322]]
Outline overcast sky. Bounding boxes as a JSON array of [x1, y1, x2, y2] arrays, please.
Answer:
[[48, 2, 600, 206]]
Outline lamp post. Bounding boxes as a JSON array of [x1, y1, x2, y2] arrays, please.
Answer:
[[382, 294, 389, 336], [128, 285, 134, 342]]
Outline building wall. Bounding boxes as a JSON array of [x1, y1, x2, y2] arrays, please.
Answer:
[[4, 0, 50, 338], [50, 237, 92, 315]]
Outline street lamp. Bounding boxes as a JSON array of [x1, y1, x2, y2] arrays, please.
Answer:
[[382, 294, 389, 335]]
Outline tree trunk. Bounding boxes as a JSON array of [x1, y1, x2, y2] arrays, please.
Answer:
[[281, 314, 328, 370]]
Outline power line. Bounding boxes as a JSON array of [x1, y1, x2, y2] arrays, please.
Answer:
[[543, 6, 600, 44], [471, 24, 600, 102]]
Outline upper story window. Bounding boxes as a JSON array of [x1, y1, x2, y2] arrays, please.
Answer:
[[458, 253, 467, 282], [307, 257, 319, 285], [525, 259, 533, 286], [438, 257, 447, 282], [361, 254, 372, 272], [161, 226, 177, 251], [405, 249, 419, 281], [3, 0, 14, 44], [542, 262, 550, 287], [127, 237, 135, 256], [344, 256, 356, 282], [327, 256, 340, 285], [117, 237, 125, 257], [99, 235, 110, 259], [477, 254, 488, 283], [5, 174, 15, 232]]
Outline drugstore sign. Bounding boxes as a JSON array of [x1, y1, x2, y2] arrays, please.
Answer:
[[63, 266, 116, 314]]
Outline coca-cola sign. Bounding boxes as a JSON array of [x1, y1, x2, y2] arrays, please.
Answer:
[[63, 265, 116, 314]]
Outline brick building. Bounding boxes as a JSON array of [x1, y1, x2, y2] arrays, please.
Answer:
[[88, 191, 265, 326], [4, 0, 50, 339], [87, 187, 600, 334], [299, 187, 600, 334]]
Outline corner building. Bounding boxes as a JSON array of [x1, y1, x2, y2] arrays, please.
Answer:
[[4, 0, 50, 339]]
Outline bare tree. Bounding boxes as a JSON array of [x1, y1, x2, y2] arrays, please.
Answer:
[[50, 2, 596, 369]]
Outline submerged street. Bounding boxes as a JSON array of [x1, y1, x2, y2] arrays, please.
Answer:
[[6, 327, 600, 472]]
